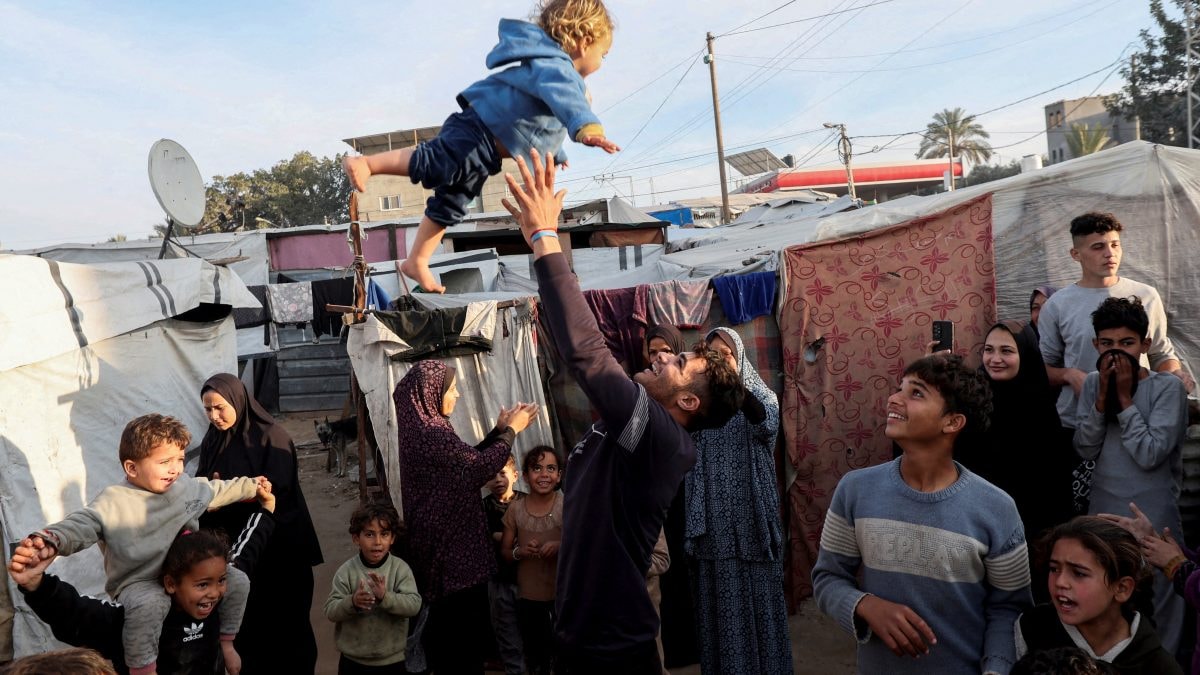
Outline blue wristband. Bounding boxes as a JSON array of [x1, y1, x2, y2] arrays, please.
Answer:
[[531, 230, 559, 243]]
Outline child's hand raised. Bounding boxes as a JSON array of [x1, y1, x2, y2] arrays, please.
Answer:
[[8, 540, 57, 591], [854, 595, 937, 658], [253, 476, 272, 493], [580, 135, 620, 154], [256, 483, 276, 513]]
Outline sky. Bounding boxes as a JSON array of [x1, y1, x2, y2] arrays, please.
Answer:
[[0, 0, 1159, 248]]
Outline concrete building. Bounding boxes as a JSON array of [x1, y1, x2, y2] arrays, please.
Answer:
[[342, 127, 519, 222], [1044, 96, 1138, 164]]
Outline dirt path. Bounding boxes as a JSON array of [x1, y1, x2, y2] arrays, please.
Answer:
[[278, 412, 856, 675]]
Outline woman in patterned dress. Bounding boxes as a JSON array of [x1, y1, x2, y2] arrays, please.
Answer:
[[685, 327, 793, 674], [393, 360, 537, 674]]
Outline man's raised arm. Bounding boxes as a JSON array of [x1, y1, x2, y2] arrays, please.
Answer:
[[502, 150, 640, 420]]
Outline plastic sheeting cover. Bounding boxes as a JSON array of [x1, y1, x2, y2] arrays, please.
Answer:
[[0, 317, 239, 656]]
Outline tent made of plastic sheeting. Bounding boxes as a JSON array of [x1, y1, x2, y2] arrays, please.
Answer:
[[0, 256, 248, 656], [663, 195, 859, 258], [663, 142, 1200, 373], [20, 233, 274, 359], [346, 300, 555, 515], [800, 141, 1200, 373], [498, 245, 691, 292], [0, 254, 257, 371]]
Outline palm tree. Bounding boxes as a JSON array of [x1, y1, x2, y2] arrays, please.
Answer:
[[1065, 123, 1111, 158], [916, 107, 993, 166]]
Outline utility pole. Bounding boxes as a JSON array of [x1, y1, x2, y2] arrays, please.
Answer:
[[1131, 54, 1142, 140], [947, 127, 956, 191], [824, 123, 856, 200], [1187, 0, 1200, 148], [705, 32, 731, 224]]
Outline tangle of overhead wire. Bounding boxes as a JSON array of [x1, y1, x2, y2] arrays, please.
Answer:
[[719, 0, 1119, 75], [613, 0, 870, 169], [720, 0, 1108, 61], [600, 55, 701, 172], [717, 0, 897, 37]]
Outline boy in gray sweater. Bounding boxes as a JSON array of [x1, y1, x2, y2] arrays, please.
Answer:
[[21, 414, 269, 675]]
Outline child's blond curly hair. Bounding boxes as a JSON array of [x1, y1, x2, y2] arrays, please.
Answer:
[[535, 0, 614, 54]]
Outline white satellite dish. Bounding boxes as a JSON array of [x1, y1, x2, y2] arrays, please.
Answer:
[[148, 139, 205, 228]]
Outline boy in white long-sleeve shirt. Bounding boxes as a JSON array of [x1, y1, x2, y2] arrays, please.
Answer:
[[21, 414, 268, 675]]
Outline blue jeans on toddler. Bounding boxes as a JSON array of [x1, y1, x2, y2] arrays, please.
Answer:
[[409, 106, 503, 227]]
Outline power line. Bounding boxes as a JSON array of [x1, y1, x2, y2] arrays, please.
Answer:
[[719, 0, 801, 37], [598, 50, 704, 114], [767, 0, 979, 135], [850, 52, 1128, 144], [718, 0, 1119, 75], [614, 0, 868, 169], [717, 0, 897, 37], [721, 0, 1108, 60], [601, 55, 702, 171]]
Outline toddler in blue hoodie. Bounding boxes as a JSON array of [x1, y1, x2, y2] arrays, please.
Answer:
[[343, 0, 618, 293]]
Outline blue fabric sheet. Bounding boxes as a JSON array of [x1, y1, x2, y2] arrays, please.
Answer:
[[711, 271, 776, 325], [367, 279, 393, 311]]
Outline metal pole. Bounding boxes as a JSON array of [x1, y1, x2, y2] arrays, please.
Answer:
[[835, 125, 856, 200], [947, 127, 956, 191], [1188, 1, 1199, 148], [706, 32, 732, 224]]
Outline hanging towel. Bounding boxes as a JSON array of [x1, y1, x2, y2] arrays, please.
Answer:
[[582, 286, 648, 372], [373, 304, 494, 361], [644, 279, 712, 329], [233, 285, 269, 329], [310, 277, 356, 337], [711, 271, 776, 325], [367, 279, 393, 311], [266, 282, 314, 323]]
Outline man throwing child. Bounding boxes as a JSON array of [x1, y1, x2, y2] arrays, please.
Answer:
[[501, 150, 744, 674]]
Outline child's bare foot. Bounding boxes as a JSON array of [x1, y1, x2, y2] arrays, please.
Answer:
[[400, 258, 445, 293], [342, 155, 371, 193]]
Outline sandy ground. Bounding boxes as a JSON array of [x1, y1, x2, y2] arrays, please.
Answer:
[[278, 412, 856, 675]]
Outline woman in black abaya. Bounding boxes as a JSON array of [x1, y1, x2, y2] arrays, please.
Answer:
[[196, 373, 323, 675]]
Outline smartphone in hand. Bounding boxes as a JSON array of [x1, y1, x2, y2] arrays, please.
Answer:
[[932, 321, 954, 353]]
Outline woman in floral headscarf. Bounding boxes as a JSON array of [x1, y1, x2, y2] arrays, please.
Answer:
[[394, 360, 538, 675], [685, 327, 792, 674]]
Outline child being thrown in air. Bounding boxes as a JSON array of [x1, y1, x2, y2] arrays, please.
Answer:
[[342, 0, 619, 293], [17, 414, 270, 675]]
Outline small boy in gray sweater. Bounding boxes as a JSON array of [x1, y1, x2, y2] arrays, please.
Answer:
[[21, 414, 269, 675]]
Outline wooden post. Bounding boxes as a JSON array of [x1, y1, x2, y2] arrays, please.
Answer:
[[348, 192, 372, 501]]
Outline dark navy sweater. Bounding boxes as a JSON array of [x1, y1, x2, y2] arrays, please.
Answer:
[[536, 252, 696, 658]]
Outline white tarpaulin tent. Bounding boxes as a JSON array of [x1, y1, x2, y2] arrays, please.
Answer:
[[21, 232, 272, 358], [662, 141, 1200, 373], [346, 299, 555, 513], [0, 254, 257, 656]]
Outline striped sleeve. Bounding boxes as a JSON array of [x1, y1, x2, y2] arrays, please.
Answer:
[[616, 384, 649, 453], [984, 541, 1031, 591], [819, 510, 859, 558]]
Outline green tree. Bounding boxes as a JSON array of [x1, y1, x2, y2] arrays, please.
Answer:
[[962, 159, 1022, 187], [1066, 123, 1112, 157], [202, 151, 351, 231], [1107, 0, 1193, 145], [916, 107, 993, 166]]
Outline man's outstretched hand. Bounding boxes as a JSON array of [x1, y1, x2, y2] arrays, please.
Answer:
[[501, 150, 566, 251]]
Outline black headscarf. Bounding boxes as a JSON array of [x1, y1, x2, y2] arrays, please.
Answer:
[[643, 324, 686, 369], [198, 373, 283, 473], [196, 373, 322, 566], [963, 321, 1073, 541]]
